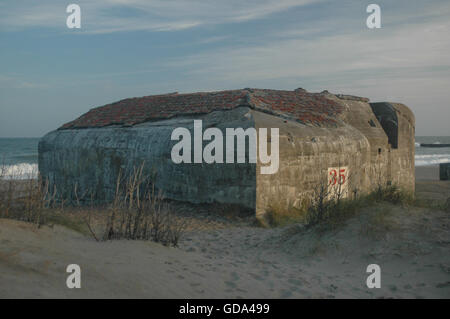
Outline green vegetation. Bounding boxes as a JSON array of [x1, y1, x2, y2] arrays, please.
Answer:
[[265, 184, 420, 229]]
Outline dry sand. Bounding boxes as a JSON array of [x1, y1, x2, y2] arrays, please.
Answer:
[[415, 164, 440, 181], [0, 166, 449, 299], [415, 165, 450, 204]]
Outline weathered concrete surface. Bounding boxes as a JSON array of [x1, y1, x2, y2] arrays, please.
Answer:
[[39, 107, 256, 208], [254, 109, 371, 217], [39, 88, 416, 217], [324, 94, 391, 187], [385, 103, 415, 192]]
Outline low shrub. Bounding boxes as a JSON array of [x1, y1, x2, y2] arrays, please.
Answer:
[[0, 163, 187, 247]]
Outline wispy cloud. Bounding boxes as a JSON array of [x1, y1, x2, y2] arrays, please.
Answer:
[[0, 0, 316, 34], [1, 0, 450, 136], [164, 14, 450, 87], [0, 75, 48, 89]]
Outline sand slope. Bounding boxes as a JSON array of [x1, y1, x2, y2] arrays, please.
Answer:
[[1, 197, 449, 298]]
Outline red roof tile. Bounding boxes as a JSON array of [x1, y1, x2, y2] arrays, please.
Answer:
[[59, 88, 345, 129]]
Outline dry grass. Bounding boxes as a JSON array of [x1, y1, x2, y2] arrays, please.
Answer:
[[264, 202, 304, 227], [1, 162, 445, 244], [265, 178, 420, 234], [0, 163, 187, 247], [445, 197, 450, 213], [102, 164, 188, 246], [305, 184, 415, 231], [358, 205, 399, 240]]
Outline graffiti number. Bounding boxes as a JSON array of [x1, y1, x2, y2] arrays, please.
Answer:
[[329, 168, 346, 186]]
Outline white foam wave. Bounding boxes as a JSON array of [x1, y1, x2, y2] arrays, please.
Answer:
[[0, 163, 38, 180], [415, 142, 420, 147], [415, 154, 450, 166]]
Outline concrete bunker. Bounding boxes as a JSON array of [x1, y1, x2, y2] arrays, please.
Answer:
[[39, 88, 415, 218], [370, 102, 399, 149]]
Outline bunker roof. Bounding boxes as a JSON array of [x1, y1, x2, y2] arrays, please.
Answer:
[[59, 88, 346, 129]]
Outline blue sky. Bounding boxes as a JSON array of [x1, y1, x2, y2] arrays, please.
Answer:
[[1, 0, 449, 137]]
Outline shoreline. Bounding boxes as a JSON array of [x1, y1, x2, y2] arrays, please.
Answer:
[[415, 164, 440, 181]]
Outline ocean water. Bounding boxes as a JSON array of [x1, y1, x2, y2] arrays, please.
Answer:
[[0, 136, 449, 179], [0, 138, 39, 179], [415, 136, 450, 166]]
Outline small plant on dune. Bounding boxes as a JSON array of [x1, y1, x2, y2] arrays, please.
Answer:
[[358, 205, 398, 240], [21, 177, 49, 226], [0, 163, 17, 218], [305, 163, 352, 227], [304, 181, 331, 226], [0, 162, 187, 247], [102, 163, 187, 246], [264, 202, 304, 227], [0, 164, 53, 226], [369, 183, 414, 206], [304, 185, 414, 230], [301, 160, 415, 230]]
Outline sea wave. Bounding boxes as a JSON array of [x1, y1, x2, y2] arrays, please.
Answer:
[[0, 163, 38, 180], [415, 142, 420, 147], [415, 154, 450, 166]]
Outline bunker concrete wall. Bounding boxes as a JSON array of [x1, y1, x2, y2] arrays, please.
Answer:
[[252, 98, 415, 217], [39, 107, 257, 209], [39, 99, 416, 217], [388, 103, 415, 192], [326, 96, 392, 187], [253, 110, 372, 217], [329, 97, 415, 193]]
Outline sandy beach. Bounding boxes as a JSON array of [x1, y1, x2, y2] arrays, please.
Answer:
[[0, 165, 449, 298], [415, 164, 440, 181], [415, 165, 450, 203]]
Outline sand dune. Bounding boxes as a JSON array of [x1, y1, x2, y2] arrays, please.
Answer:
[[1, 182, 449, 298], [1, 166, 449, 298]]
